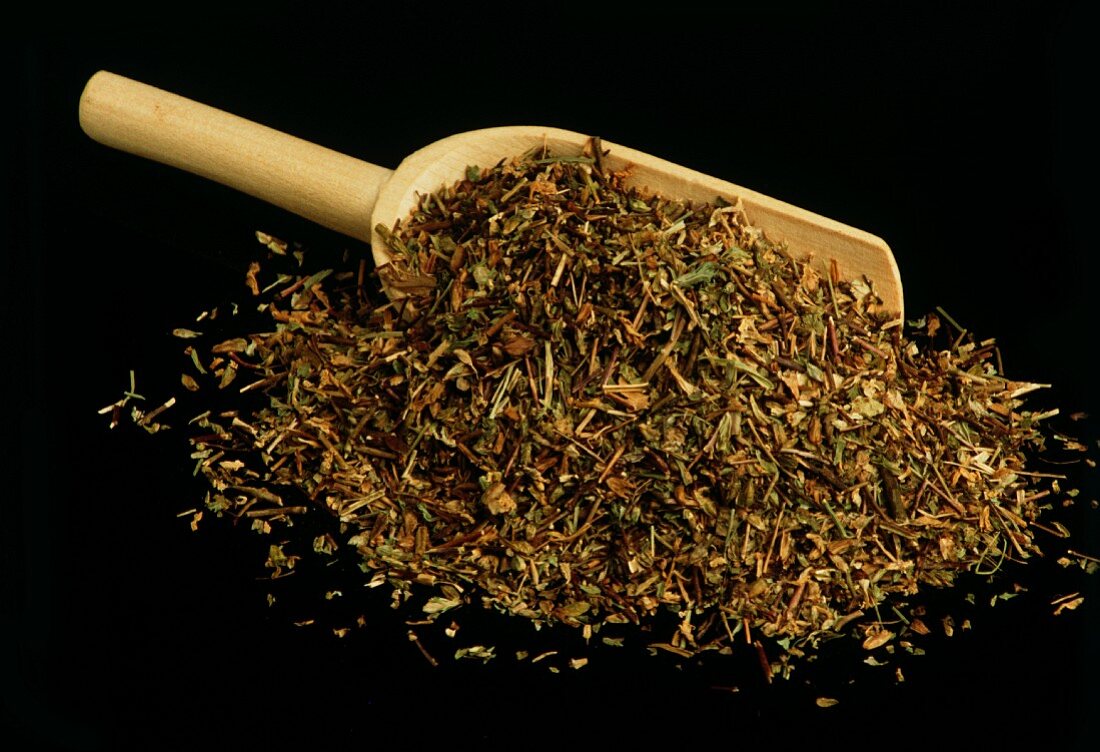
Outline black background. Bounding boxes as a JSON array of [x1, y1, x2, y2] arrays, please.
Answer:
[[4, 2, 1098, 749]]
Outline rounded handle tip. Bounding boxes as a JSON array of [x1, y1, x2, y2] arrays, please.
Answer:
[[78, 70, 114, 139]]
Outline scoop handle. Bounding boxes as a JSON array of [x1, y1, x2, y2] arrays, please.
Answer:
[[79, 71, 392, 243]]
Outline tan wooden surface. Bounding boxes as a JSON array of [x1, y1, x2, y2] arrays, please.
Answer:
[[80, 71, 903, 318], [79, 71, 391, 243]]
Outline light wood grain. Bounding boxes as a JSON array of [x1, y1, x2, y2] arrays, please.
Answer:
[[79, 71, 391, 242], [80, 72, 903, 319]]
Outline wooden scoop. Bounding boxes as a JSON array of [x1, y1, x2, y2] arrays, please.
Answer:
[[79, 71, 903, 318]]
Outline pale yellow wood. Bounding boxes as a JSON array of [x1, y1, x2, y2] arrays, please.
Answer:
[[80, 72, 903, 319], [79, 71, 392, 243]]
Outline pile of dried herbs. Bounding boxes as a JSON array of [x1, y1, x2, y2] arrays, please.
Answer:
[[111, 140, 1093, 675]]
